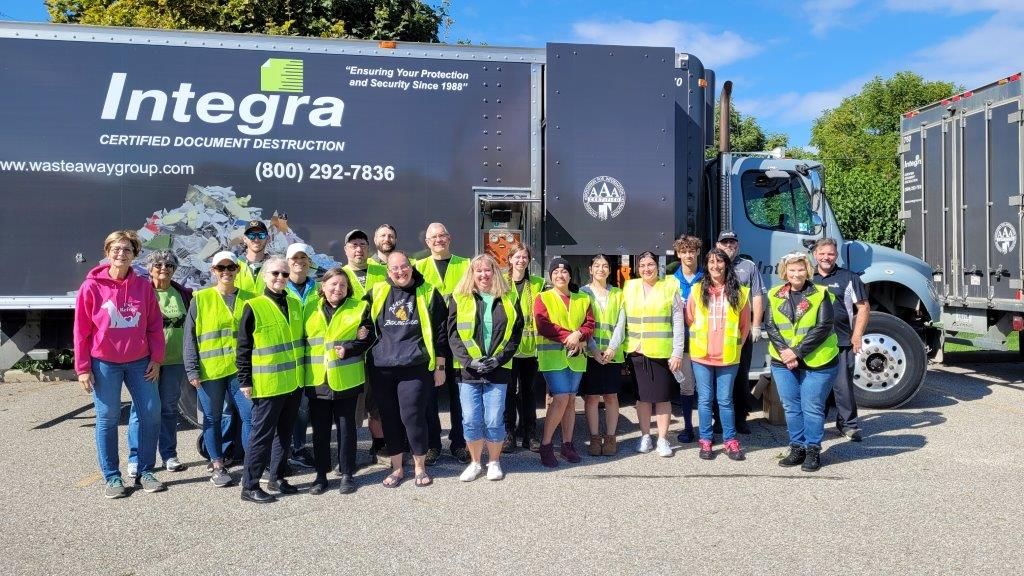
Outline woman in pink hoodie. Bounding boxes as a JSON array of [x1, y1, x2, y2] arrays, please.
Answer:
[[74, 230, 166, 499]]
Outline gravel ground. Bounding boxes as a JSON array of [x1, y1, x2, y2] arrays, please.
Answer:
[[1, 362, 1022, 575]]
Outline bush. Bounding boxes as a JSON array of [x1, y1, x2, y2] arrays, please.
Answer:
[[825, 167, 904, 248]]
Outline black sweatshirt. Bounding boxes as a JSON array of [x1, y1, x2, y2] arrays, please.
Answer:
[[236, 288, 291, 389], [309, 297, 376, 400], [764, 281, 838, 369], [367, 269, 449, 369], [447, 293, 523, 384]]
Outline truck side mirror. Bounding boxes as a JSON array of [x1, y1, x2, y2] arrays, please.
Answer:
[[811, 212, 824, 232]]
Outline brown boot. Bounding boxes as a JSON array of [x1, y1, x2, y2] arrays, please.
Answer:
[[601, 434, 618, 456], [588, 435, 603, 456]]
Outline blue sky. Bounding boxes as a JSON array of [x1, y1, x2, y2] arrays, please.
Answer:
[[3, 0, 1020, 147]]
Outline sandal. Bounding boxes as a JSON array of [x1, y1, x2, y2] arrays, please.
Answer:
[[414, 472, 433, 487], [382, 471, 404, 488]]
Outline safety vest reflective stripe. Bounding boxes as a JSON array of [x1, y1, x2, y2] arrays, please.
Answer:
[[414, 255, 470, 302], [536, 290, 589, 373], [247, 295, 303, 398], [623, 279, 676, 359], [767, 285, 839, 368], [688, 284, 749, 365], [510, 275, 545, 358], [197, 328, 233, 343], [370, 282, 438, 371], [452, 293, 517, 370], [252, 360, 301, 374], [195, 288, 252, 381]]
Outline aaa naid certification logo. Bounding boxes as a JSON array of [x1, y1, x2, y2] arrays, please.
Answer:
[[583, 175, 626, 221]]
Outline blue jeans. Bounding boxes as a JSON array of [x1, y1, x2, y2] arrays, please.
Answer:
[[458, 382, 507, 443], [542, 368, 583, 395], [692, 362, 739, 442], [771, 363, 840, 448], [198, 374, 253, 461], [128, 363, 184, 466], [91, 357, 159, 481]]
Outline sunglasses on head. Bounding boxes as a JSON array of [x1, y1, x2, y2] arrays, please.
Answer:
[[246, 232, 268, 240], [781, 251, 807, 263], [213, 264, 239, 272], [268, 270, 289, 278]]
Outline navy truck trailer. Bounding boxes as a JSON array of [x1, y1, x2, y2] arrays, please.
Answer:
[[901, 73, 1024, 353], [0, 22, 939, 410]]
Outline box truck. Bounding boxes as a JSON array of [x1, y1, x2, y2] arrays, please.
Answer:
[[0, 22, 940, 416]]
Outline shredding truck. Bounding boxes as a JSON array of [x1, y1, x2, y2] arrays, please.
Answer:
[[0, 22, 941, 413]]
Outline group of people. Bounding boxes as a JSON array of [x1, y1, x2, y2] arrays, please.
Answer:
[[73, 220, 867, 501]]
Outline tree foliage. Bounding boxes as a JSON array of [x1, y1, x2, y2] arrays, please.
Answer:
[[809, 72, 957, 246], [45, 0, 449, 41], [712, 101, 789, 154]]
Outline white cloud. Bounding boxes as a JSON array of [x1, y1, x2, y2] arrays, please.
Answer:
[[905, 13, 1024, 89], [803, 0, 862, 37], [570, 19, 760, 69], [735, 77, 868, 125], [885, 0, 1024, 12]]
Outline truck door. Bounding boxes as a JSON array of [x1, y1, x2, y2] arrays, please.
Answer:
[[921, 123, 946, 296], [944, 115, 959, 300], [959, 108, 988, 301], [900, 128, 925, 270], [988, 99, 1022, 301]]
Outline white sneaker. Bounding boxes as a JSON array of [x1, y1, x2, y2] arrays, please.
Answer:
[[125, 463, 138, 482], [460, 462, 484, 482], [656, 438, 673, 457], [164, 457, 185, 472], [637, 434, 654, 453], [486, 461, 504, 481]]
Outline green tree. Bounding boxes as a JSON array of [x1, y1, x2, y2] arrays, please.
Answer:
[[45, 0, 449, 41], [713, 101, 789, 154], [809, 72, 957, 246]]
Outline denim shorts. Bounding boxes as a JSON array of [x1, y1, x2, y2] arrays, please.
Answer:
[[543, 367, 583, 395]]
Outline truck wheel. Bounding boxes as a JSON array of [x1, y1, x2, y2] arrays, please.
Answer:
[[177, 380, 203, 428], [852, 312, 926, 408]]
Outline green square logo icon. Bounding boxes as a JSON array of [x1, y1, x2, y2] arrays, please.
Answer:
[[261, 58, 303, 92]]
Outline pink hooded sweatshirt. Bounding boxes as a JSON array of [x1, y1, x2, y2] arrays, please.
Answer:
[[74, 263, 166, 375]]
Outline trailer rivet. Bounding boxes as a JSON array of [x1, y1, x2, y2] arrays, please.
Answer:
[[497, 115, 502, 119], [483, 130, 488, 135], [497, 162, 503, 167], [496, 130, 502, 135], [497, 83, 502, 87], [497, 99, 502, 103], [483, 99, 488, 103], [497, 178, 502, 183], [497, 146, 502, 151], [483, 146, 489, 151], [484, 162, 489, 166], [483, 178, 489, 182], [483, 82, 488, 87], [483, 115, 489, 119]]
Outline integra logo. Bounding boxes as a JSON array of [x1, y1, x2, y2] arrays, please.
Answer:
[[100, 58, 343, 136]]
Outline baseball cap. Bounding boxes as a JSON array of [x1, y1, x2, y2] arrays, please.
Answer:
[[286, 243, 314, 260], [245, 219, 269, 234], [211, 251, 237, 266], [345, 229, 369, 244], [717, 230, 738, 243]]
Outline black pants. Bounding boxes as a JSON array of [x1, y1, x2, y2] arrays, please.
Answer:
[[504, 356, 539, 439], [372, 364, 432, 457], [242, 387, 301, 490], [831, 346, 860, 431], [714, 336, 753, 423], [308, 389, 360, 477], [426, 354, 465, 451]]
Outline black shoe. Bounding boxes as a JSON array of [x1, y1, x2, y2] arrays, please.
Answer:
[[525, 434, 541, 453], [844, 429, 863, 442], [265, 479, 299, 494], [241, 487, 277, 504], [338, 474, 356, 495], [288, 448, 315, 469], [424, 448, 441, 466], [309, 478, 328, 495], [452, 446, 471, 464], [801, 446, 821, 472], [735, 420, 751, 435], [676, 427, 695, 443], [778, 445, 806, 467], [502, 434, 517, 454]]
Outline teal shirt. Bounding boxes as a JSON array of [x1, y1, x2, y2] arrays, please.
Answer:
[[479, 293, 495, 353], [156, 287, 185, 365]]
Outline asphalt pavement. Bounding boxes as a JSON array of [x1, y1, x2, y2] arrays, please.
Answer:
[[1, 361, 1022, 575]]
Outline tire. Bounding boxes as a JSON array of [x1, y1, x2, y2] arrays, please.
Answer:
[[852, 312, 927, 409], [177, 379, 203, 428]]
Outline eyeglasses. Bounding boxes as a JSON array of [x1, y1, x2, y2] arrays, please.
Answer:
[[213, 264, 239, 272], [718, 239, 738, 245], [426, 233, 450, 241], [109, 246, 134, 254], [246, 232, 268, 241], [267, 271, 289, 278], [389, 264, 411, 273], [152, 263, 176, 270]]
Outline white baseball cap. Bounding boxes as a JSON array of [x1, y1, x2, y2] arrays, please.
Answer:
[[286, 243, 314, 260], [211, 251, 237, 266]]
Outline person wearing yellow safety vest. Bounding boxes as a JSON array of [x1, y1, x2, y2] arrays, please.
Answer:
[[234, 220, 270, 295], [623, 251, 686, 458], [368, 251, 450, 488], [764, 252, 839, 473], [534, 257, 595, 468], [580, 255, 626, 457], [503, 243, 545, 453], [447, 254, 524, 482], [236, 256, 306, 504], [304, 267, 375, 496], [284, 243, 319, 472], [414, 222, 472, 465], [184, 251, 254, 489], [341, 229, 389, 463], [686, 248, 751, 462]]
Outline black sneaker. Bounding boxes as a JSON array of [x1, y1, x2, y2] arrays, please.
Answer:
[[241, 487, 276, 504], [309, 478, 329, 496], [452, 446, 471, 464], [424, 448, 441, 466], [265, 479, 299, 494], [338, 474, 356, 495], [288, 448, 315, 469], [778, 445, 807, 467], [801, 446, 822, 472], [844, 429, 863, 442]]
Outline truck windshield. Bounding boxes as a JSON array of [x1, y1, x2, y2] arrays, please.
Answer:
[[741, 170, 815, 234]]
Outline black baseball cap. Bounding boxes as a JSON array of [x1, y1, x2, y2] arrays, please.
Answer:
[[345, 229, 369, 244], [245, 219, 268, 234], [717, 230, 738, 242]]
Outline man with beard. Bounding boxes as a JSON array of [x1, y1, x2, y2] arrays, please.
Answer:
[[371, 224, 398, 266]]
